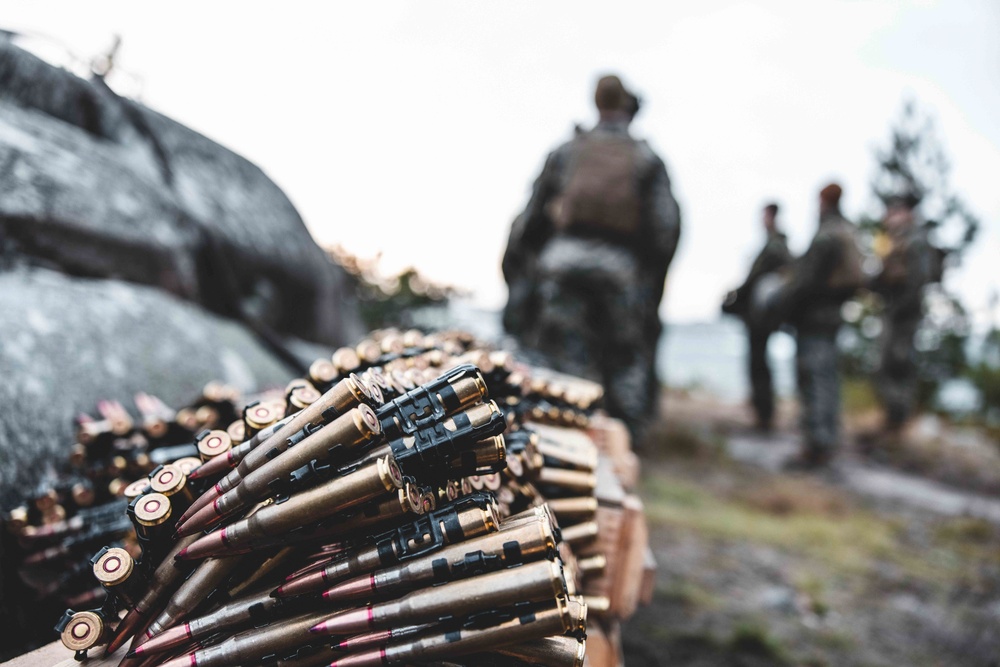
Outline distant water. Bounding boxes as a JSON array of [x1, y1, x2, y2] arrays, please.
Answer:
[[437, 300, 795, 403], [658, 318, 797, 402]]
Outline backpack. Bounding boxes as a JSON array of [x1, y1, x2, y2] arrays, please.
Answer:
[[548, 133, 643, 238], [825, 218, 866, 293]]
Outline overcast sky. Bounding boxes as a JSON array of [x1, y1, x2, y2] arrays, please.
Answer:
[[7, 0, 1000, 326]]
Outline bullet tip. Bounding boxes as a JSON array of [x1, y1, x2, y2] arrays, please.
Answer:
[[103, 607, 145, 656], [175, 500, 222, 537], [272, 571, 322, 598], [130, 623, 192, 656], [323, 574, 375, 602], [309, 607, 373, 636], [104, 632, 127, 655], [175, 506, 199, 530], [177, 530, 226, 560], [176, 487, 222, 532]]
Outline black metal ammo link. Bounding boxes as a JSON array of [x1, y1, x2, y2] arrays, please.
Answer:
[[377, 364, 486, 440], [373, 491, 498, 564], [389, 404, 507, 482]]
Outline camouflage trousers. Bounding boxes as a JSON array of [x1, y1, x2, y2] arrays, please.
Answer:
[[747, 325, 775, 429], [795, 331, 840, 458], [525, 239, 658, 443], [877, 316, 920, 428]]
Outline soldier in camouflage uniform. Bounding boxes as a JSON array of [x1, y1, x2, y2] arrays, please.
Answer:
[[872, 196, 937, 431], [780, 184, 863, 467], [724, 203, 793, 431], [502, 75, 682, 444]]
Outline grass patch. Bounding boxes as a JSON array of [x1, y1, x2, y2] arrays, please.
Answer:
[[647, 479, 707, 508], [643, 473, 897, 574], [654, 579, 720, 611], [934, 517, 996, 545], [813, 628, 856, 651], [735, 477, 853, 518], [842, 377, 879, 416], [626, 623, 793, 666], [930, 516, 1000, 569], [641, 470, 996, 583], [728, 621, 790, 662], [794, 574, 830, 617], [646, 420, 727, 459], [634, 619, 683, 644]]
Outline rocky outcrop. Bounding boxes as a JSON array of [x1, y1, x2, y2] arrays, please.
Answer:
[[0, 268, 307, 507], [0, 39, 364, 504], [0, 39, 363, 345]]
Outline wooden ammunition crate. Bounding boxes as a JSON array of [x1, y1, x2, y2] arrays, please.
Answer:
[[582, 618, 624, 667], [578, 456, 653, 620], [587, 415, 639, 491]]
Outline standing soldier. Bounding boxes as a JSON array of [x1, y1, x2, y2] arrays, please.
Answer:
[[780, 184, 864, 467], [724, 203, 793, 431], [501, 74, 682, 446], [872, 194, 937, 433]]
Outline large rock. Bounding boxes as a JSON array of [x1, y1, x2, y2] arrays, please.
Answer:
[[0, 268, 313, 508], [0, 39, 363, 345]]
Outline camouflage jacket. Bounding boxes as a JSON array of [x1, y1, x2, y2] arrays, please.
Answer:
[[501, 120, 681, 333], [782, 211, 861, 333], [872, 224, 935, 320]]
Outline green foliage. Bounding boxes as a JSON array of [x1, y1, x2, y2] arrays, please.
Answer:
[[967, 327, 1000, 423], [327, 245, 459, 330], [914, 288, 971, 407], [838, 292, 883, 378]]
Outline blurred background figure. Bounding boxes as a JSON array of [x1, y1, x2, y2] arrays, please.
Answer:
[[502, 74, 681, 446], [779, 184, 864, 468], [722, 203, 793, 432], [871, 193, 939, 434]]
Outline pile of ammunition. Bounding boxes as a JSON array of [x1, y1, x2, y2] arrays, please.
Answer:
[[43, 329, 652, 666], [3, 385, 248, 620]]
